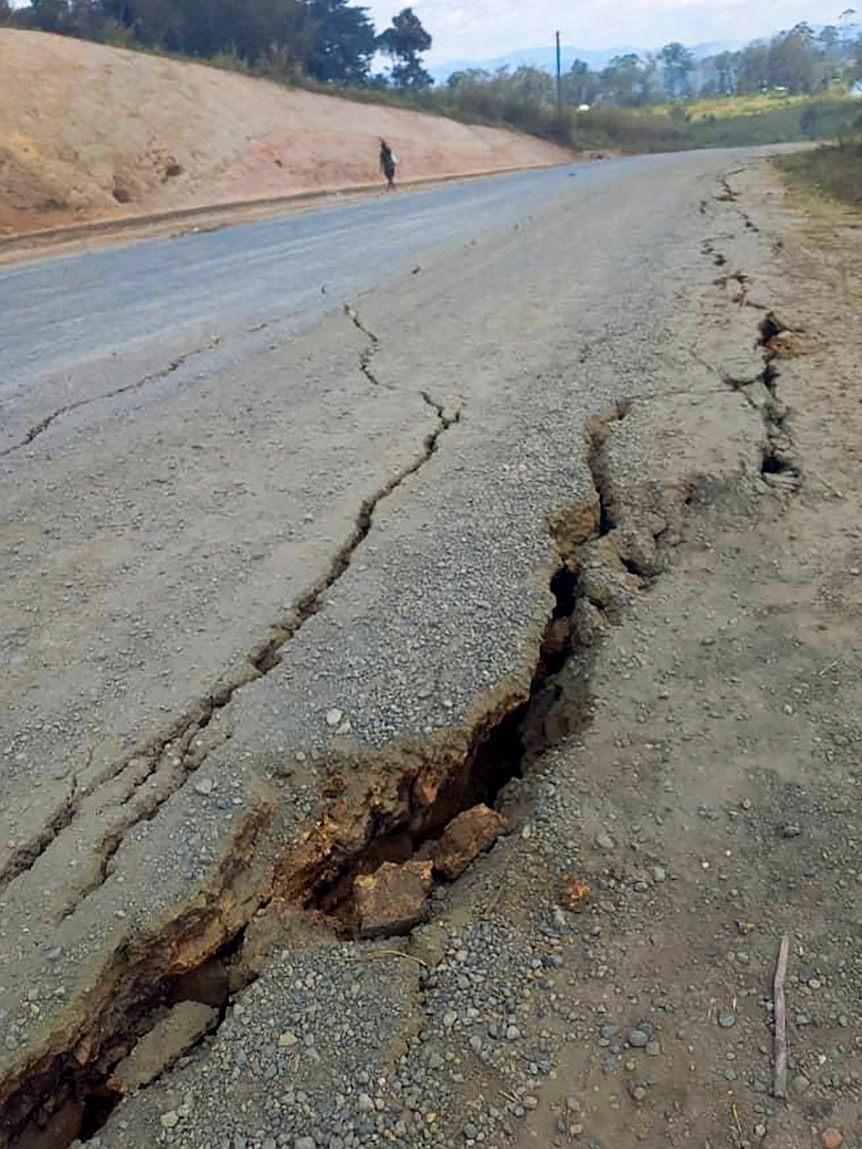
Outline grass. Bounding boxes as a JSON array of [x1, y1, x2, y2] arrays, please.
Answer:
[[778, 140, 862, 208]]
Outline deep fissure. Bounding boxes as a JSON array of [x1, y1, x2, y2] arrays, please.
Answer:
[[2, 404, 466, 1148], [4, 403, 632, 1149], [705, 206, 802, 490], [3, 389, 460, 904], [5, 170, 805, 1149]]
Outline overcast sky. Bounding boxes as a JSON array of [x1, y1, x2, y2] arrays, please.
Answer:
[[367, 0, 856, 64]]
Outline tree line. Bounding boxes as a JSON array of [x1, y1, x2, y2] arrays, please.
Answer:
[[2, 0, 434, 88], [447, 22, 862, 112]]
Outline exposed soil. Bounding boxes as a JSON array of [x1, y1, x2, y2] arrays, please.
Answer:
[[0, 29, 568, 239]]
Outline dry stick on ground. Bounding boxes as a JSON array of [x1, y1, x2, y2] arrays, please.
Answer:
[[773, 933, 790, 1099]]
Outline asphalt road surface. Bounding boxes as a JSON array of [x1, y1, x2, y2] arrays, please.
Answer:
[[2, 164, 589, 423], [0, 148, 764, 1146]]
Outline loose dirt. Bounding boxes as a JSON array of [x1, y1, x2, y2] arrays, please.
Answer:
[[0, 29, 567, 238]]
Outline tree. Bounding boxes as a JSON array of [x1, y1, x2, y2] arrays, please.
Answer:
[[713, 50, 737, 94], [736, 41, 769, 91], [600, 54, 646, 105], [768, 24, 820, 93], [562, 59, 600, 106], [659, 41, 694, 99], [24, 0, 72, 31], [378, 7, 432, 89], [306, 0, 376, 84]]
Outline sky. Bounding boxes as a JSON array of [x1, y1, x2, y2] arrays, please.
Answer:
[[367, 0, 857, 65]]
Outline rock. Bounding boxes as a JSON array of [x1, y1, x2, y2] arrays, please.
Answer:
[[355, 860, 434, 939], [193, 776, 214, 796], [325, 708, 343, 728], [781, 823, 802, 839], [295, 1137, 317, 1149], [627, 1028, 649, 1048], [821, 1130, 843, 1149], [792, 1074, 810, 1094], [160, 1111, 180, 1129], [432, 805, 507, 881], [717, 1009, 736, 1029], [594, 830, 615, 851], [109, 1001, 217, 1093]]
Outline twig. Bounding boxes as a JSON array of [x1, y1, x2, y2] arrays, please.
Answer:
[[731, 1101, 742, 1136], [773, 933, 790, 1099]]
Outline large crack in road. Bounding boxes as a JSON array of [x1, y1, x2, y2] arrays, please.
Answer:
[[0, 154, 796, 1149]]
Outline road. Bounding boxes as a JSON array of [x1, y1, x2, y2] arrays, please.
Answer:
[[0, 148, 761, 1146], [1, 164, 589, 441]]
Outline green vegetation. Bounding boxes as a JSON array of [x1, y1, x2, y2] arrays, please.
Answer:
[[778, 141, 862, 207], [7, 0, 435, 89], [6, 0, 862, 156]]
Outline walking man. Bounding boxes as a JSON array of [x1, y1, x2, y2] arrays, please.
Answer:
[[379, 139, 397, 189]]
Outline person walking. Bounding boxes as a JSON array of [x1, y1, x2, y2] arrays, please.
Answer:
[[379, 139, 397, 189]]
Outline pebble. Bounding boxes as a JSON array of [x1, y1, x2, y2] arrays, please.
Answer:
[[566, 1096, 581, 1112], [594, 831, 615, 850], [781, 823, 802, 838], [652, 866, 667, 883], [295, 1138, 316, 1149], [717, 1010, 736, 1029], [325, 708, 343, 728], [193, 777, 214, 796], [792, 1073, 810, 1094], [160, 1111, 180, 1129], [506, 1025, 521, 1041], [627, 1028, 649, 1048], [821, 1131, 844, 1149]]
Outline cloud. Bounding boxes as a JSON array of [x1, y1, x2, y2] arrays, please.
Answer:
[[366, 0, 851, 64]]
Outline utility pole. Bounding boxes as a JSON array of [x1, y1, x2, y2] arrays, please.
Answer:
[[556, 30, 562, 113]]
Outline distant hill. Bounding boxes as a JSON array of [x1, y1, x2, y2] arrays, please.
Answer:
[[430, 41, 743, 85]]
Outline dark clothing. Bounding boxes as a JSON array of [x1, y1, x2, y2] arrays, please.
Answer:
[[379, 142, 396, 187]]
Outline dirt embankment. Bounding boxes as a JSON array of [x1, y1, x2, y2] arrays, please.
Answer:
[[0, 29, 568, 237]]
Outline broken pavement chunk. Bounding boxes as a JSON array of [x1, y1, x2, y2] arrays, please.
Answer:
[[432, 804, 508, 881], [107, 1001, 217, 1094], [355, 860, 434, 939]]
